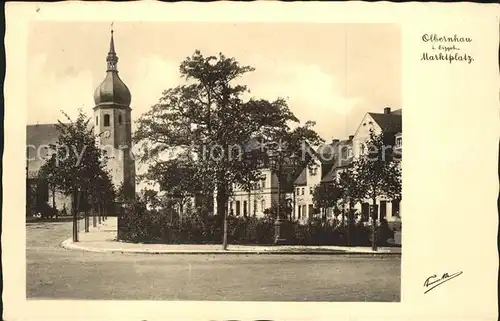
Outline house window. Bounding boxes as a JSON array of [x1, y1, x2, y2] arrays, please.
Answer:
[[253, 200, 257, 215], [118, 115, 122, 125], [298, 205, 302, 219], [302, 205, 307, 219], [309, 204, 314, 218], [261, 175, 266, 189], [104, 114, 110, 127], [301, 188, 305, 195], [361, 203, 370, 221], [360, 143, 366, 155], [229, 201, 233, 213], [396, 136, 402, 148], [261, 200, 265, 212], [309, 187, 313, 195], [296, 187, 300, 195], [243, 201, 248, 217], [392, 199, 401, 217], [341, 147, 348, 159], [96, 116, 98, 126], [236, 201, 241, 216], [380, 201, 387, 220]]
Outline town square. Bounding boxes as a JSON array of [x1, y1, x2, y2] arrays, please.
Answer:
[[25, 21, 402, 301]]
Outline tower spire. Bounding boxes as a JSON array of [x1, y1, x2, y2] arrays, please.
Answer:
[[106, 23, 118, 71]]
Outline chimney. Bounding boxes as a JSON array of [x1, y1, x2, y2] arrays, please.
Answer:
[[349, 135, 354, 140], [384, 107, 391, 114]]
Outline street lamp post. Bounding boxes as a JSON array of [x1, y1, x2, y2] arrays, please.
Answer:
[[269, 149, 299, 245]]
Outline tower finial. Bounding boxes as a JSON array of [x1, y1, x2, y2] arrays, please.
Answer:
[[106, 23, 118, 71]]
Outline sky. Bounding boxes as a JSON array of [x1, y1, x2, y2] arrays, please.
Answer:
[[27, 22, 401, 142]]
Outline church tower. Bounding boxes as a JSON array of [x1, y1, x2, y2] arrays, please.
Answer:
[[93, 28, 135, 200]]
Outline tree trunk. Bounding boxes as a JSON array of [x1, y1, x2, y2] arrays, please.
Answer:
[[372, 197, 378, 251], [85, 210, 89, 232], [92, 203, 97, 227], [222, 207, 228, 250], [247, 190, 251, 218], [98, 203, 102, 224], [216, 181, 229, 249], [347, 200, 354, 247], [52, 188, 57, 219], [72, 190, 78, 242]]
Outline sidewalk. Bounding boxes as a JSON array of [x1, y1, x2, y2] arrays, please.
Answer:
[[60, 217, 401, 255]]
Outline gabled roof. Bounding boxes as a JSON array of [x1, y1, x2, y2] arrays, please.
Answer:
[[294, 167, 307, 186], [26, 122, 95, 178], [26, 124, 61, 177], [367, 112, 402, 134]]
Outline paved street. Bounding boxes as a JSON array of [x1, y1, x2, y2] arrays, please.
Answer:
[[27, 220, 401, 301]]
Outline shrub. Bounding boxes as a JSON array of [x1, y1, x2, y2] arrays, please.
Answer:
[[119, 198, 396, 247]]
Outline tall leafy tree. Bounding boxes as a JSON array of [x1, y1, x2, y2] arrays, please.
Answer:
[[312, 182, 341, 222], [44, 109, 111, 241], [354, 128, 401, 251], [142, 158, 200, 218], [337, 166, 365, 246], [134, 50, 321, 248]]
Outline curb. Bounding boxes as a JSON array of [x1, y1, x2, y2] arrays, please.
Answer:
[[60, 238, 401, 256]]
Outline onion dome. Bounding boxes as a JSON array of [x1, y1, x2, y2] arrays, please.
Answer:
[[93, 29, 131, 107]]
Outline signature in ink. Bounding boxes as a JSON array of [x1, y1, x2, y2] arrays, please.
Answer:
[[424, 271, 463, 294]]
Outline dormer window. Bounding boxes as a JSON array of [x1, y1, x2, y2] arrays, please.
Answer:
[[104, 114, 110, 127], [396, 136, 402, 148], [118, 115, 122, 125]]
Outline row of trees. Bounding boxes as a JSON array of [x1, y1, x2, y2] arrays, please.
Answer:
[[36, 110, 116, 242], [312, 128, 402, 250]]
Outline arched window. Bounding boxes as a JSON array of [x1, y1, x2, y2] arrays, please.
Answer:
[[118, 115, 122, 125], [95, 116, 98, 126], [104, 114, 110, 127]]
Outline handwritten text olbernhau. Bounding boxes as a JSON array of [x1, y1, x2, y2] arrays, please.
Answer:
[[421, 34, 474, 64]]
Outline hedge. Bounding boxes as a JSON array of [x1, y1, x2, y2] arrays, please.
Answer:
[[118, 200, 395, 246]]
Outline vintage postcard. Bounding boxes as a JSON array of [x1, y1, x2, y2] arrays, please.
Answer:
[[3, 2, 499, 321]]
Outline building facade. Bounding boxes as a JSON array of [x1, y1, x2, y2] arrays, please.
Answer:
[[219, 107, 402, 225]]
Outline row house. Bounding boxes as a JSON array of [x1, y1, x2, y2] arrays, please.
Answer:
[[217, 107, 402, 224], [350, 107, 402, 222]]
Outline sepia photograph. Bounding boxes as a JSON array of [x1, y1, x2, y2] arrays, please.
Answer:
[[4, 2, 498, 321], [25, 21, 402, 301]]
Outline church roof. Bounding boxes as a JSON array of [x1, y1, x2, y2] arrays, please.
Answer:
[[26, 122, 95, 178], [93, 30, 131, 108], [94, 72, 132, 107], [26, 124, 61, 178]]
